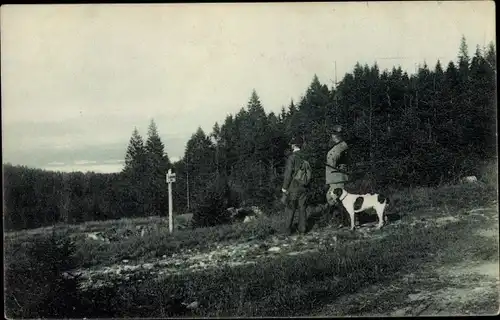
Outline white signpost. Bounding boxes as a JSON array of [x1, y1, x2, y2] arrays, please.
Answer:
[[166, 169, 176, 233]]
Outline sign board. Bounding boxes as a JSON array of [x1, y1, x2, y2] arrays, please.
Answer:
[[166, 172, 176, 183]]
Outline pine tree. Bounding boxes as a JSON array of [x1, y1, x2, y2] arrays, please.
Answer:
[[246, 91, 273, 201], [146, 119, 170, 169], [220, 115, 238, 176], [279, 106, 287, 123], [247, 89, 266, 119], [431, 60, 446, 138], [247, 90, 269, 163], [211, 122, 221, 142], [145, 119, 170, 216], [211, 122, 222, 175], [285, 99, 299, 140], [469, 44, 496, 157], [484, 41, 496, 72], [185, 127, 217, 213], [458, 35, 470, 78], [122, 127, 147, 217], [124, 127, 146, 174], [483, 42, 497, 157]]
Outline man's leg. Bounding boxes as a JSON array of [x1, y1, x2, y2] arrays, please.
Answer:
[[286, 197, 298, 234], [326, 183, 350, 227], [297, 192, 308, 234]]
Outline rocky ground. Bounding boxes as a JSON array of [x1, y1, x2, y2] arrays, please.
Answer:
[[75, 202, 499, 318], [77, 223, 379, 289]]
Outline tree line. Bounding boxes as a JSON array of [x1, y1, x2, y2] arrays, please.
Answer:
[[3, 121, 171, 230], [3, 37, 497, 231]]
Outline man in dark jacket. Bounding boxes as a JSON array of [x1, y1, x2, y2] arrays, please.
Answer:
[[281, 136, 309, 235]]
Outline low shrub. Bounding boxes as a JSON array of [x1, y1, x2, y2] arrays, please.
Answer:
[[4, 230, 84, 318]]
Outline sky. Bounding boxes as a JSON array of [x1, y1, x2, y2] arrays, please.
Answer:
[[1, 2, 496, 173]]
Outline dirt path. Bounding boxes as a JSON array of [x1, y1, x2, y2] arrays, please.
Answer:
[[77, 222, 386, 289], [314, 205, 499, 317]]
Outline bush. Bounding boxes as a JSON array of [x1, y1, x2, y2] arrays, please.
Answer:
[[4, 230, 84, 318], [479, 159, 498, 187], [192, 176, 235, 228]]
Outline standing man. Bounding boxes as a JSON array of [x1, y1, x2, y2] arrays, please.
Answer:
[[325, 125, 351, 225], [281, 136, 311, 235]]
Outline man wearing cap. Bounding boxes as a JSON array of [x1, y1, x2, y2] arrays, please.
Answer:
[[281, 136, 309, 235], [325, 125, 350, 225]]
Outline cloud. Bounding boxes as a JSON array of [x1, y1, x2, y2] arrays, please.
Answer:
[[103, 159, 125, 164], [2, 3, 495, 172], [2, 114, 190, 169], [42, 163, 124, 174], [74, 160, 98, 165], [170, 156, 180, 163], [47, 161, 66, 166]]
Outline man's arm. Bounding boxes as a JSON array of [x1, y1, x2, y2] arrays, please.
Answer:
[[282, 154, 295, 192], [327, 142, 348, 168]]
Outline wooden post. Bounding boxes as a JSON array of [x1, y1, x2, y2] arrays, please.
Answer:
[[169, 172, 173, 233], [166, 169, 176, 233], [186, 154, 190, 211]]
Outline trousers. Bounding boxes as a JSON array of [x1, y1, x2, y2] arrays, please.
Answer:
[[285, 191, 308, 234], [326, 182, 351, 225]]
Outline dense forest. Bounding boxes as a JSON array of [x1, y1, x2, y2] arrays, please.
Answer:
[[3, 37, 497, 231]]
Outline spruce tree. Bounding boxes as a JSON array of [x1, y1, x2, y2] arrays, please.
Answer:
[[185, 127, 217, 214], [122, 127, 147, 217], [145, 119, 170, 216], [123, 127, 146, 175]]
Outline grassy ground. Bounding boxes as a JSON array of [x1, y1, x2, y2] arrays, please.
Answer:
[[4, 179, 499, 317], [314, 206, 499, 316], [107, 220, 483, 317], [5, 181, 497, 267]]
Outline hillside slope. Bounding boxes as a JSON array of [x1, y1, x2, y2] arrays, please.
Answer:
[[5, 183, 499, 317], [75, 200, 499, 316]]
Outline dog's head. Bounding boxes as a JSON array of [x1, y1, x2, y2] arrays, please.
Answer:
[[377, 194, 390, 206], [332, 188, 344, 198]]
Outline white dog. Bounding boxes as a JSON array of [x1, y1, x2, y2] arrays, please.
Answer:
[[331, 188, 390, 231]]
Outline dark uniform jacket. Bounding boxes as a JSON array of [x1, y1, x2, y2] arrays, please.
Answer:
[[282, 149, 307, 199]]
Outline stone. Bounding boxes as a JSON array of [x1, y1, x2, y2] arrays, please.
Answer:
[[185, 301, 199, 310], [460, 176, 478, 183], [250, 206, 264, 216], [243, 216, 256, 223]]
